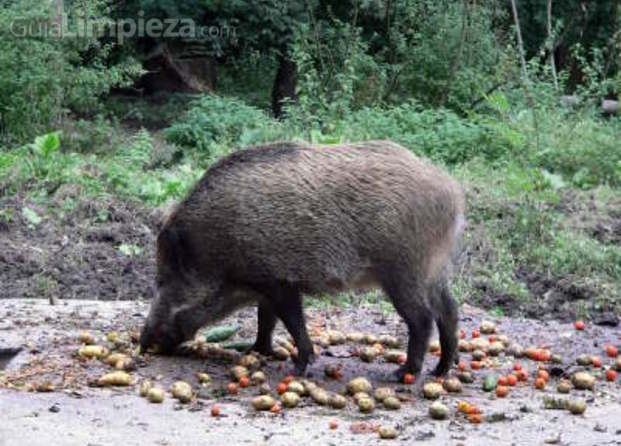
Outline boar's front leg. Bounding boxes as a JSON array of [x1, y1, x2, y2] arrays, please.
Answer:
[[268, 286, 314, 376], [249, 301, 277, 357]]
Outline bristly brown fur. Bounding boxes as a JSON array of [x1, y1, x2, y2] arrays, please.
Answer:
[[141, 140, 465, 377]]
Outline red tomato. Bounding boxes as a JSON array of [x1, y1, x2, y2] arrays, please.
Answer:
[[496, 385, 509, 397], [537, 370, 549, 382], [605, 345, 618, 358], [403, 373, 415, 385], [468, 413, 483, 424], [574, 320, 585, 330], [506, 374, 518, 386], [276, 382, 288, 395], [227, 382, 238, 395]]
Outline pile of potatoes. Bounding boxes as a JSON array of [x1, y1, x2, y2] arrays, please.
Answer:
[[69, 318, 621, 432]]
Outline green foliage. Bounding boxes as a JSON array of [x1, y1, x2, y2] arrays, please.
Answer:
[[287, 16, 375, 133], [0, 0, 142, 144], [342, 102, 519, 164], [165, 95, 287, 156]]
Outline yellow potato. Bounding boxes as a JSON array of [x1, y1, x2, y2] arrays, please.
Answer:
[[571, 372, 595, 390], [309, 387, 330, 405], [281, 391, 300, 408], [423, 382, 443, 399], [273, 346, 290, 360], [252, 395, 276, 411], [429, 401, 449, 419], [378, 426, 397, 439], [347, 377, 372, 394], [139, 380, 153, 397], [287, 381, 305, 395], [197, 373, 211, 384], [238, 355, 260, 369], [98, 371, 132, 386], [378, 334, 400, 348], [230, 365, 249, 380], [171, 381, 193, 403], [78, 331, 95, 345], [328, 394, 347, 409], [443, 378, 463, 393], [357, 397, 375, 413], [147, 387, 165, 403], [78, 345, 108, 359], [373, 387, 395, 402], [251, 371, 267, 384], [383, 396, 401, 410]]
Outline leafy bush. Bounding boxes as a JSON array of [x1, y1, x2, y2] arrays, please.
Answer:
[[0, 0, 142, 145], [341, 102, 518, 164], [165, 95, 287, 155]]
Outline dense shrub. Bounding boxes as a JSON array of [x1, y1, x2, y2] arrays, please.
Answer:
[[342, 102, 519, 165], [165, 95, 288, 155], [0, 0, 142, 145]]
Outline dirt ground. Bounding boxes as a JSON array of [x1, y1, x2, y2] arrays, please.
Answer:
[[0, 194, 158, 302], [1, 299, 620, 446]]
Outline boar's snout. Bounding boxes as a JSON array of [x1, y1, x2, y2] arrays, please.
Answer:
[[139, 319, 182, 355], [139, 292, 185, 355]]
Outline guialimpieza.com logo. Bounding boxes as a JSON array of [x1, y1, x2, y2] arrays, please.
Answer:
[[10, 9, 236, 44]]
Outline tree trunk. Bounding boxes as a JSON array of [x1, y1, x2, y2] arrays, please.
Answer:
[[271, 50, 298, 118], [510, 0, 540, 150], [546, 0, 559, 91], [510, 0, 529, 84]]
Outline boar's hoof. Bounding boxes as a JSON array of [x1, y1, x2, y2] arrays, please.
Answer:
[[430, 356, 455, 376], [393, 364, 422, 382], [430, 363, 451, 377], [291, 350, 316, 376]]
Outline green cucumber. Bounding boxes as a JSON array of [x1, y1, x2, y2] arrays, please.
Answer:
[[222, 340, 254, 352], [483, 374, 498, 392], [203, 324, 240, 343]]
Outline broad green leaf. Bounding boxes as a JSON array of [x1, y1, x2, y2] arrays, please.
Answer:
[[22, 207, 42, 226]]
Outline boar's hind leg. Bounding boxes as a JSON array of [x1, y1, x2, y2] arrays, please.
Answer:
[[249, 301, 277, 356], [384, 280, 433, 378], [267, 286, 314, 376], [432, 282, 458, 376]]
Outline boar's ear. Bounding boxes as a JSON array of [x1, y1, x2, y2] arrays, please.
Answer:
[[157, 227, 193, 278]]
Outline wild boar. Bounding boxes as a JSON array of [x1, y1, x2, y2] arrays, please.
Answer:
[[140, 140, 465, 377]]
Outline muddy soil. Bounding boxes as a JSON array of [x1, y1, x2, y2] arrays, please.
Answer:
[[0, 194, 158, 301], [1, 299, 620, 446]]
